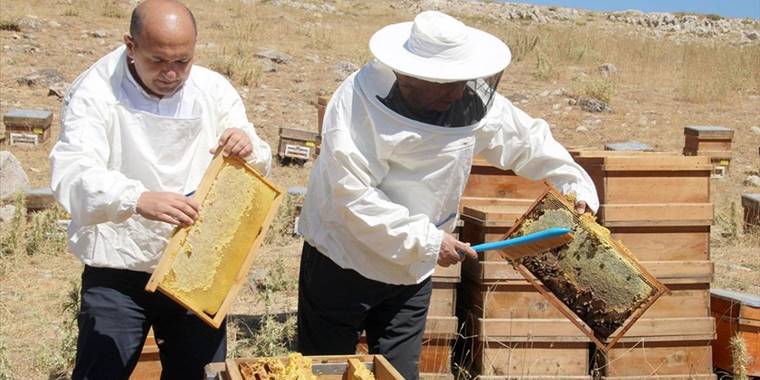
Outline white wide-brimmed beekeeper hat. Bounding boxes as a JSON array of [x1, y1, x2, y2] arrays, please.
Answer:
[[369, 11, 511, 84]]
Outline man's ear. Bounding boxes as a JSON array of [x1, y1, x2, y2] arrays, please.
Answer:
[[123, 33, 135, 58]]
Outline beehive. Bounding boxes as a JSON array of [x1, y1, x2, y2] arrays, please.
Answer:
[[682, 126, 734, 178], [146, 154, 283, 328]]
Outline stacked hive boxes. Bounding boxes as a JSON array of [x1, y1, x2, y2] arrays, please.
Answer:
[[456, 160, 595, 378], [682, 126, 734, 178], [419, 264, 462, 379], [570, 150, 716, 379]]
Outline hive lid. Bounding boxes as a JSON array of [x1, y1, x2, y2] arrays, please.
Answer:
[[711, 288, 760, 307]]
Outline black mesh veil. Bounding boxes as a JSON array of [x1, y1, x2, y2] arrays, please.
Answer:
[[378, 71, 503, 128]]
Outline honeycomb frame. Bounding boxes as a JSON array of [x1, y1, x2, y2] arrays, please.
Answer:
[[146, 153, 283, 328]]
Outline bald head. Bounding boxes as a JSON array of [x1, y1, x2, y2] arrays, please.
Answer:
[[129, 0, 197, 45], [124, 0, 197, 97]]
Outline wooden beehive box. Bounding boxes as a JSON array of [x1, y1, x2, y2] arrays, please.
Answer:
[[571, 150, 713, 262], [2, 108, 53, 145], [317, 95, 330, 132], [463, 158, 547, 199], [145, 153, 284, 328], [502, 187, 667, 351], [742, 193, 760, 233], [278, 127, 321, 161], [711, 288, 760, 377], [226, 354, 404, 380], [682, 126, 734, 178]]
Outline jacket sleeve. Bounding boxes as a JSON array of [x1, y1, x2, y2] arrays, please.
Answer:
[[50, 95, 147, 226], [213, 75, 272, 176], [319, 101, 444, 266], [479, 98, 600, 212]]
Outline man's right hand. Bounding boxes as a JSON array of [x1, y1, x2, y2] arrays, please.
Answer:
[[136, 192, 200, 227], [437, 233, 477, 267]]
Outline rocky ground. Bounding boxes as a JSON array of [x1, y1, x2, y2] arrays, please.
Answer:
[[0, 0, 759, 378]]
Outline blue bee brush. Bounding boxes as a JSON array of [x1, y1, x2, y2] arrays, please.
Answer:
[[471, 227, 574, 259]]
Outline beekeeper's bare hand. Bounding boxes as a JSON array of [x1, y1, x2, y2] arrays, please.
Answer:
[[136, 192, 200, 227], [210, 128, 253, 158], [574, 200, 591, 214], [437, 233, 477, 267]]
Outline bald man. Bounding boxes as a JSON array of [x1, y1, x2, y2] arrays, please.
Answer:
[[49, 1, 271, 378]]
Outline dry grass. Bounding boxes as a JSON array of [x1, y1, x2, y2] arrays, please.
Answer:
[[730, 334, 751, 380]]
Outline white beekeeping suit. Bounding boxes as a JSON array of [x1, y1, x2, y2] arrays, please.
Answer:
[[49, 46, 272, 272], [299, 45, 598, 286]]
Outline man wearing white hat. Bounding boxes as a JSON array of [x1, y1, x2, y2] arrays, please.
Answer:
[[297, 11, 599, 378]]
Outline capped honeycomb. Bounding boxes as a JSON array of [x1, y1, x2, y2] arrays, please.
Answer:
[[159, 158, 279, 316], [239, 353, 316, 380], [511, 191, 662, 340]]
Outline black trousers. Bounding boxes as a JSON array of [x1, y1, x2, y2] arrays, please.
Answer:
[[297, 242, 432, 380], [72, 265, 226, 380]]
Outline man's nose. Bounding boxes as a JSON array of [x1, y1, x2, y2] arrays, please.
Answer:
[[163, 69, 177, 81]]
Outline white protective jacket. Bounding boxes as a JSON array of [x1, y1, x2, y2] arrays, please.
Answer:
[[299, 60, 599, 285], [50, 46, 272, 272]]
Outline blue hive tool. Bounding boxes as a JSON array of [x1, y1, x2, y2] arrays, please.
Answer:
[[470, 227, 574, 259]]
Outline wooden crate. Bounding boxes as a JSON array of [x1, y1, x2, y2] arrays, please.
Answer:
[[278, 127, 320, 161], [607, 225, 710, 262], [145, 154, 284, 328], [225, 354, 404, 380], [683, 125, 734, 154], [429, 281, 457, 317], [463, 159, 547, 199], [594, 314, 715, 377], [2, 108, 53, 145], [129, 333, 160, 380], [711, 288, 760, 376], [742, 193, 760, 232], [570, 151, 712, 204]]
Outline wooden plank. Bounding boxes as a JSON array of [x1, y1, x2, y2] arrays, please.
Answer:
[[129, 334, 161, 380], [461, 205, 527, 225], [465, 282, 709, 320], [476, 341, 590, 376], [479, 318, 589, 341], [463, 161, 548, 199], [419, 337, 454, 374], [425, 316, 458, 337], [429, 282, 456, 317], [478, 377, 591, 380], [600, 175, 710, 204], [420, 373, 454, 380], [608, 225, 710, 261], [599, 203, 713, 226], [432, 263, 461, 283], [460, 197, 535, 211], [602, 340, 714, 376], [463, 260, 714, 285]]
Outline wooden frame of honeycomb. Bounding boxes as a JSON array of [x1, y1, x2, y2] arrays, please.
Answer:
[[501, 186, 668, 351], [225, 355, 404, 380], [145, 153, 283, 328]]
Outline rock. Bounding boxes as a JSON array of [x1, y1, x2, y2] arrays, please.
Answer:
[[552, 103, 561, 111], [567, 98, 577, 106], [539, 90, 551, 97], [48, 20, 61, 28], [599, 63, 618, 77], [751, 126, 760, 135], [638, 115, 649, 126], [0, 151, 31, 201], [578, 97, 610, 113], [334, 61, 358, 82], [0, 205, 17, 226], [259, 60, 277, 73], [17, 68, 65, 87], [48, 82, 70, 99], [745, 175, 760, 187], [254, 48, 292, 64], [90, 30, 108, 38], [575, 126, 589, 133], [746, 31, 759, 40], [304, 53, 321, 63]]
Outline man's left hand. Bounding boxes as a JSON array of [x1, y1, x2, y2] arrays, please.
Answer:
[[574, 200, 590, 214], [210, 128, 253, 158]]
